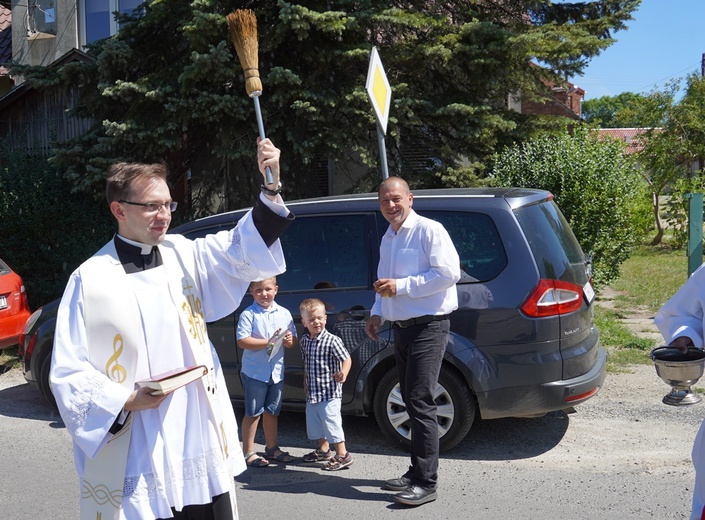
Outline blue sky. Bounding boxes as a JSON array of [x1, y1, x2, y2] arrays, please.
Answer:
[[565, 0, 705, 100]]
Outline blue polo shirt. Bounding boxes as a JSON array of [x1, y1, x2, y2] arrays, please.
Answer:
[[236, 300, 296, 383]]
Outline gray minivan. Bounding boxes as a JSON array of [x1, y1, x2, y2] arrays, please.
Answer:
[[21, 187, 606, 451]]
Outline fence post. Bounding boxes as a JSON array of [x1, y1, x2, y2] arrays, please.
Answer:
[[687, 192, 703, 277]]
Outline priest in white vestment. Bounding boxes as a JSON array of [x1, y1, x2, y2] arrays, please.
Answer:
[[655, 263, 705, 520], [50, 138, 293, 520]]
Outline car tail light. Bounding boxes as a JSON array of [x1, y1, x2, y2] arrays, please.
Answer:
[[23, 330, 38, 360], [19, 308, 43, 358], [19, 285, 30, 311], [520, 279, 584, 318]]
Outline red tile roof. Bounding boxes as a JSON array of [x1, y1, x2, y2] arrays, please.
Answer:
[[596, 128, 658, 155]]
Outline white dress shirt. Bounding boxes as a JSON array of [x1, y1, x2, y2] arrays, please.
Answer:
[[371, 209, 461, 323]]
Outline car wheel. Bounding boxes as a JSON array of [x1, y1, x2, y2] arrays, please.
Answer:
[[38, 353, 57, 410], [373, 367, 475, 452]]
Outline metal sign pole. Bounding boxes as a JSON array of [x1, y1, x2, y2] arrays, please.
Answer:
[[377, 125, 389, 179]]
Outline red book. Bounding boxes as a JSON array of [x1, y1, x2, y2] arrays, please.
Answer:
[[136, 365, 208, 396]]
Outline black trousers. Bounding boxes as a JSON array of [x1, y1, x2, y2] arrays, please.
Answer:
[[393, 318, 450, 489], [157, 492, 233, 520]]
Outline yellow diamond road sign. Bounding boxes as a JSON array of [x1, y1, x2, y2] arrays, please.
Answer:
[[366, 47, 392, 134]]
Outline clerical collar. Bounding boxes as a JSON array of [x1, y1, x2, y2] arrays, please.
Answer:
[[116, 234, 154, 255], [114, 235, 162, 273]]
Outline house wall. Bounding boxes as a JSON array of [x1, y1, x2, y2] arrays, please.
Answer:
[[0, 83, 92, 154], [11, 0, 77, 67], [520, 89, 582, 120]]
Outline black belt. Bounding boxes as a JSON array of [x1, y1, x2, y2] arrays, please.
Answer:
[[393, 314, 449, 329]]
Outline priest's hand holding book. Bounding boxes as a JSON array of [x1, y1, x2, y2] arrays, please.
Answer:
[[125, 387, 171, 411], [124, 365, 208, 410]]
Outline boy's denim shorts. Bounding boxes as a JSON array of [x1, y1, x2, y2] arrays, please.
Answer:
[[305, 398, 345, 444], [240, 372, 283, 417]]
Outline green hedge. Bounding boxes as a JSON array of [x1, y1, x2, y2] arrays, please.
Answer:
[[0, 149, 114, 310]]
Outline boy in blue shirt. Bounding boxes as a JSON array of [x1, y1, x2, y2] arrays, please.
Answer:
[[299, 298, 353, 471], [237, 277, 297, 467]]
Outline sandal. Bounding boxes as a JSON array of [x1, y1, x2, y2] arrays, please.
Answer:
[[323, 452, 353, 471], [245, 451, 269, 468], [264, 445, 294, 463], [302, 448, 334, 463]]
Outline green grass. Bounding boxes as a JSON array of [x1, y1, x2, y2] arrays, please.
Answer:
[[608, 244, 688, 313], [595, 306, 653, 371], [598, 243, 687, 371]]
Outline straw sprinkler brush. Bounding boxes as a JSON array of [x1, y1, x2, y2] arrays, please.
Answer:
[[226, 9, 274, 185]]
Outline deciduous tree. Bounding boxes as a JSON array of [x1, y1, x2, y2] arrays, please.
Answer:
[[635, 74, 705, 245], [582, 91, 649, 127]]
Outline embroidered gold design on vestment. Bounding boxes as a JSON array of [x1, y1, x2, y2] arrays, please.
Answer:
[[220, 421, 229, 458], [82, 480, 122, 509], [105, 334, 127, 383], [182, 279, 207, 345]]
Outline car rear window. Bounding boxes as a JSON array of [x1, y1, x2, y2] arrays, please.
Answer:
[[424, 211, 507, 283], [514, 201, 585, 282]]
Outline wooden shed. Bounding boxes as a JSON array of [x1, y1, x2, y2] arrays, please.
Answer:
[[0, 49, 94, 156]]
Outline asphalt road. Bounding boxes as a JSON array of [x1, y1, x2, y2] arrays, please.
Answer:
[[0, 364, 700, 520]]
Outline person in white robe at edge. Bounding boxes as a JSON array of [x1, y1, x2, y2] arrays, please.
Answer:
[[50, 137, 293, 520], [655, 264, 705, 520]]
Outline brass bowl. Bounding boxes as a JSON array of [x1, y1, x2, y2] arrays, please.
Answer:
[[651, 346, 705, 406]]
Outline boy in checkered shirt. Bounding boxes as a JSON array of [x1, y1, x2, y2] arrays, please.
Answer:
[[299, 298, 353, 470]]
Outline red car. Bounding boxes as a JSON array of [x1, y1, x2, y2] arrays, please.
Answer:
[[0, 258, 31, 349]]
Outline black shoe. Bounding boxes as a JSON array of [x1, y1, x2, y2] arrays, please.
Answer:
[[393, 485, 438, 506], [382, 476, 412, 491]]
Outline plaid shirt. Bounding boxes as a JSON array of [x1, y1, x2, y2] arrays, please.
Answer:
[[300, 328, 350, 403]]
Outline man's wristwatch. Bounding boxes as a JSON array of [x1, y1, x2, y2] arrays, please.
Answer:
[[261, 182, 282, 196]]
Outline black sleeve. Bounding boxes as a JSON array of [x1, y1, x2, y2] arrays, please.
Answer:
[[108, 411, 130, 435], [252, 196, 295, 248]]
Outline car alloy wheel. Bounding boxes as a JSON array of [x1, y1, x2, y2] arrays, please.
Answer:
[[373, 367, 475, 451]]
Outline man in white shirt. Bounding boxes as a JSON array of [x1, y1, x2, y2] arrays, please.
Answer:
[[51, 138, 292, 520], [365, 177, 460, 506]]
